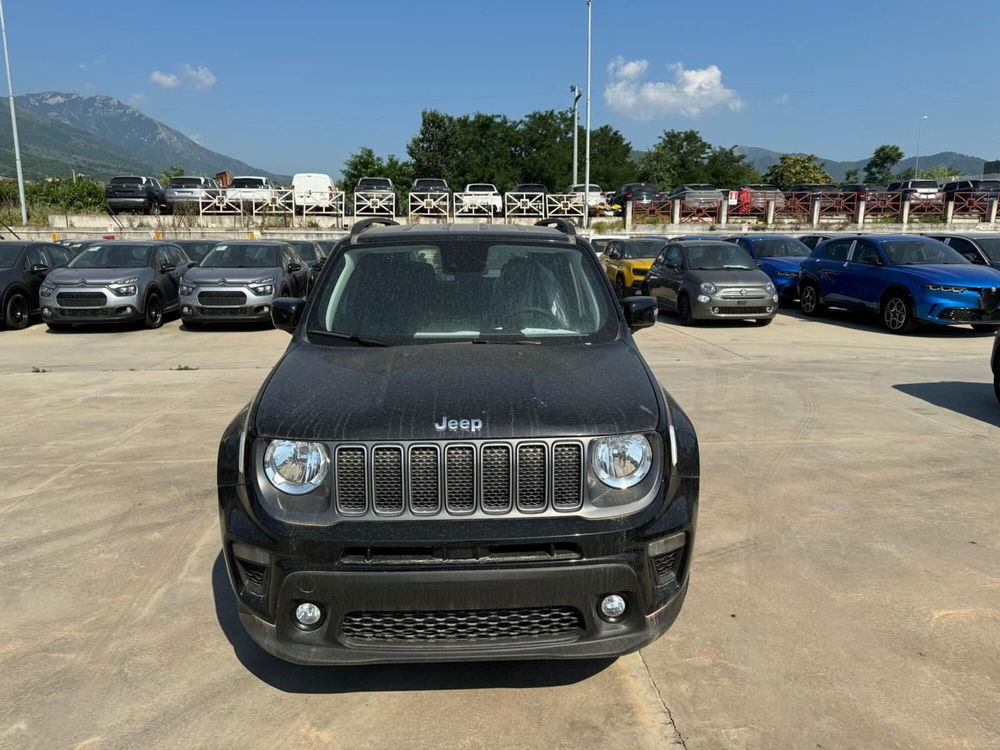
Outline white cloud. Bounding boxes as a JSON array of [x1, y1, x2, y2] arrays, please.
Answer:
[[775, 93, 791, 104], [604, 59, 745, 120], [181, 64, 216, 90], [150, 70, 180, 88]]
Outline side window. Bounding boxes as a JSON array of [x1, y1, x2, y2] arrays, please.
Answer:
[[666, 246, 684, 267], [155, 247, 172, 268], [45, 245, 71, 266], [824, 240, 852, 261], [25, 246, 47, 268], [947, 237, 982, 263], [168, 246, 187, 265], [852, 241, 880, 265]]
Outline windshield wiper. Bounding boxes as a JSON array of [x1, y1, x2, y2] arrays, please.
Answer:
[[307, 330, 390, 347], [471, 337, 541, 345]]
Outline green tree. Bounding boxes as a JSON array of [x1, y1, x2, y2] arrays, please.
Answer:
[[763, 154, 833, 189], [160, 164, 185, 186], [340, 147, 414, 202], [703, 146, 761, 187], [637, 130, 759, 188], [514, 109, 574, 190], [843, 167, 861, 183], [895, 164, 958, 181], [585, 124, 637, 190], [863, 145, 904, 184]]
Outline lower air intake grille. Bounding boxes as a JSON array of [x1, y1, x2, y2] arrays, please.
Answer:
[[336, 447, 367, 514], [57, 292, 106, 307], [340, 606, 584, 641], [652, 550, 680, 584], [198, 291, 247, 306], [716, 306, 769, 315]]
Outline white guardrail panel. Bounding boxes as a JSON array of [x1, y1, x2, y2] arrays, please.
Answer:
[[355, 191, 396, 217], [454, 193, 498, 218], [545, 193, 585, 220], [299, 191, 346, 217], [505, 192, 546, 218], [409, 192, 451, 217]]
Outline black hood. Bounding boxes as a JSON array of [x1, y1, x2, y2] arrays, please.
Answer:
[[254, 341, 661, 441]]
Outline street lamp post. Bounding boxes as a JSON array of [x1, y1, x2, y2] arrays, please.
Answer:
[[571, 85, 582, 186], [0, 0, 27, 225], [913, 115, 928, 179], [583, 0, 592, 228]]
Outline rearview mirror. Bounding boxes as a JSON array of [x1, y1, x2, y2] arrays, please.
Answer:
[[621, 296, 657, 332], [272, 297, 305, 334]]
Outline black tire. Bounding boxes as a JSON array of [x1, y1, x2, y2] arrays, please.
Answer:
[[971, 324, 995, 332], [677, 294, 696, 326], [46, 322, 72, 332], [143, 294, 164, 329], [148, 200, 160, 216], [614, 276, 626, 299], [799, 281, 823, 316], [4, 292, 29, 330], [753, 317, 774, 326], [994, 368, 1000, 404], [881, 293, 916, 334]]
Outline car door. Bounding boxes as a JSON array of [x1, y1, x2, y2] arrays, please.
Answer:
[[23, 245, 49, 311], [283, 246, 307, 296], [840, 239, 884, 311], [815, 238, 854, 304], [656, 245, 686, 310], [155, 246, 182, 306], [603, 241, 622, 284]]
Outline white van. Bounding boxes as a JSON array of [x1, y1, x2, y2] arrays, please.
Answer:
[[292, 173, 337, 208]]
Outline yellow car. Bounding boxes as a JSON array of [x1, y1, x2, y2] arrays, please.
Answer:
[[601, 237, 668, 297]]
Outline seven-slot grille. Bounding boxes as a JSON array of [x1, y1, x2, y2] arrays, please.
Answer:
[[57, 292, 106, 307], [334, 441, 585, 517], [198, 290, 247, 306]]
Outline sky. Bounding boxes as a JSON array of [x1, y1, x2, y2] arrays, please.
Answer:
[[6, 0, 1000, 178]]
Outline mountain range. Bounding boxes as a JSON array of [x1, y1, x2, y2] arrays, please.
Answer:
[[0, 92, 287, 182], [733, 145, 987, 182]]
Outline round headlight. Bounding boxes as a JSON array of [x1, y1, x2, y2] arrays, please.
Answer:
[[700, 282, 717, 294], [592, 434, 652, 489], [765, 281, 776, 294], [264, 440, 329, 494]]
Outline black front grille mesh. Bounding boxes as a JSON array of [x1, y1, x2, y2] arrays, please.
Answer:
[[341, 606, 584, 641], [978, 288, 1000, 311], [333, 440, 589, 517], [716, 306, 769, 315], [652, 550, 680, 584], [57, 292, 106, 307], [198, 291, 247, 306]]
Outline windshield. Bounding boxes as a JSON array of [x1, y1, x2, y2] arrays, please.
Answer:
[[285, 242, 317, 260], [468, 184, 496, 192], [230, 178, 266, 188], [306, 241, 618, 346], [569, 185, 601, 192], [881, 239, 969, 265], [620, 240, 666, 259], [175, 242, 217, 262], [0, 245, 25, 267], [974, 238, 1000, 262], [414, 180, 447, 190], [168, 177, 204, 188], [751, 238, 810, 258], [200, 244, 278, 268], [909, 181, 938, 189], [358, 179, 391, 190], [685, 244, 756, 270], [68, 245, 150, 269]]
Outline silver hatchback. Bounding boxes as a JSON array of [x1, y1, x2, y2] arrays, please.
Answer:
[[643, 240, 778, 326]]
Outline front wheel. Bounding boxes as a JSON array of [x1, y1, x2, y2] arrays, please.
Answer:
[[614, 276, 626, 299], [799, 282, 823, 316], [148, 201, 161, 216], [144, 294, 164, 329], [678, 294, 696, 326], [4, 292, 29, 329], [882, 294, 916, 334]]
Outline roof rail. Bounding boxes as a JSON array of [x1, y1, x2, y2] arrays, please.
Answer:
[[534, 218, 577, 236], [350, 217, 400, 237]]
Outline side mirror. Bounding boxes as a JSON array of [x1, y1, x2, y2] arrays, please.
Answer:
[[160, 263, 176, 272], [607, 251, 620, 260], [272, 297, 305, 334], [622, 295, 657, 332], [287, 262, 302, 272], [30, 264, 49, 273]]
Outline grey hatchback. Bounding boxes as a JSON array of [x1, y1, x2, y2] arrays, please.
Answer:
[[643, 240, 778, 325], [40, 241, 194, 330], [179, 241, 309, 326]]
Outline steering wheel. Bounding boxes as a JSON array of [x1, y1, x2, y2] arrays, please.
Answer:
[[501, 306, 564, 329]]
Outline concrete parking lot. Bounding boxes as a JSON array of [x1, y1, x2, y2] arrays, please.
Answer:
[[2, 312, 998, 749]]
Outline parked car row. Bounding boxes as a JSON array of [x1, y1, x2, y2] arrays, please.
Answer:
[[0, 237, 336, 331], [597, 232, 1000, 334]]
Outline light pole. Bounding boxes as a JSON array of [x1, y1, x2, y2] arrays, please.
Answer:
[[0, 0, 26, 225], [583, 0, 592, 228], [913, 115, 928, 179], [571, 85, 582, 186]]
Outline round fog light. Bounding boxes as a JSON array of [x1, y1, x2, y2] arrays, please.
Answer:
[[42, 308, 52, 317], [712, 307, 720, 314], [697, 294, 710, 303], [766, 306, 773, 313], [599, 594, 627, 621], [182, 305, 191, 314], [294, 602, 323, 627]]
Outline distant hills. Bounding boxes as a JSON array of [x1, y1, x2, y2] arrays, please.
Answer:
[[734, 145, 987, 182], [0, 92, 287, 182]]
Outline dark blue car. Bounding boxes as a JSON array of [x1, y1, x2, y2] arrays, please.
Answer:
[[725, 234, 810, 302], [798, 235, 1000, 333]]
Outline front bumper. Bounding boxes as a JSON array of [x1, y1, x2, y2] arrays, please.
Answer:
[[691, 293, 777, 320], [915, 289, 1000, 326], [770, 275, 800, 300], [181, 286, 275, 322], [106, 197, 148, 208], [41, 288, 144, 323]]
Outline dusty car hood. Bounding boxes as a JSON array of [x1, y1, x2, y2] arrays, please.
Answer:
[[254, 340, 660, 441], [45, 267, 149, 285], [183, 266, 282, 285], [687, 268, 772, 287]]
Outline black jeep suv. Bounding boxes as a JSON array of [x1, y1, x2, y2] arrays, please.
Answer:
[[217, 219, 699, 665]]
